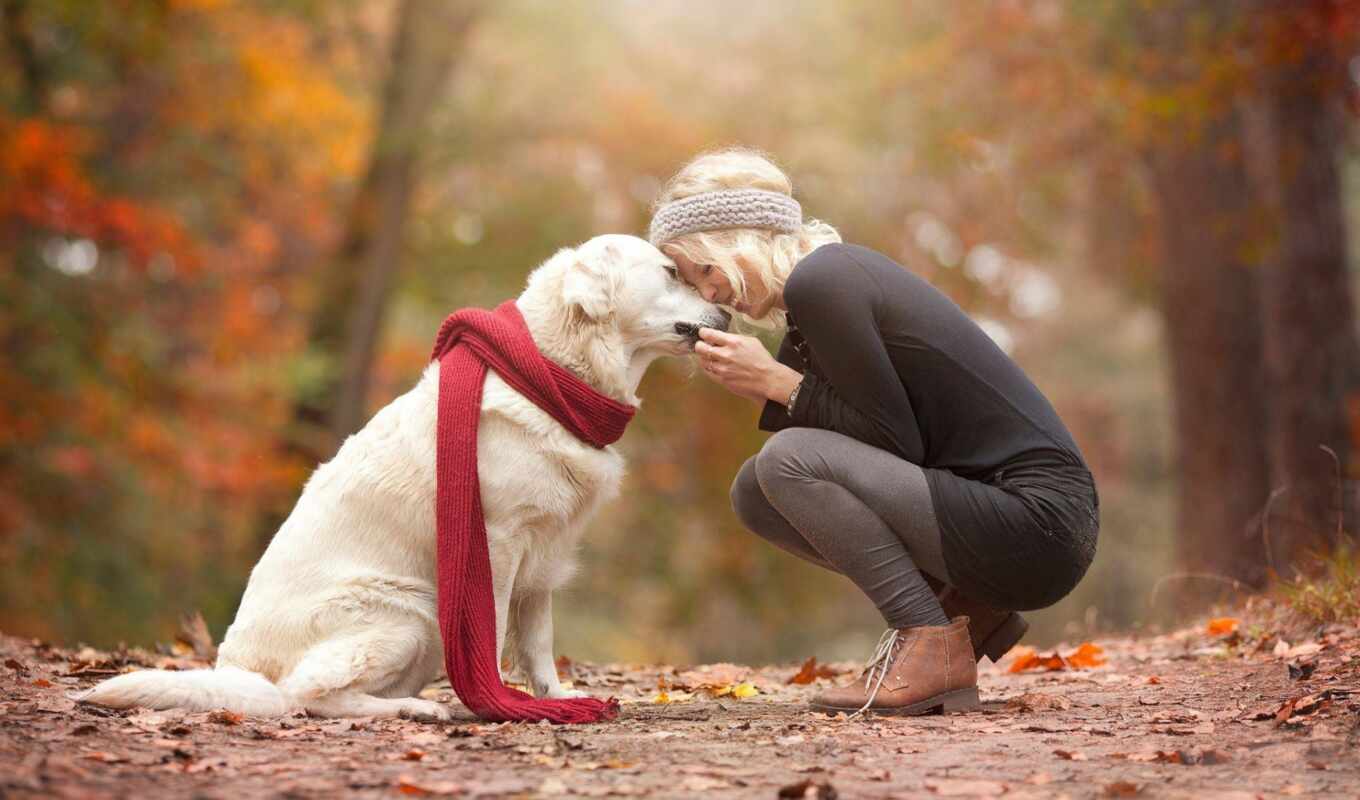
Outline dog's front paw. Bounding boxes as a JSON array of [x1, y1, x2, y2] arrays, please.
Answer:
[[397, 698, 453, 723]]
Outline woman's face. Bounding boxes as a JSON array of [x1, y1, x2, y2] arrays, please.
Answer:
[[664, 247, 781, 319]]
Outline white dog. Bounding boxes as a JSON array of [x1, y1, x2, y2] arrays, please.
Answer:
[[81, 234, 727, 719]]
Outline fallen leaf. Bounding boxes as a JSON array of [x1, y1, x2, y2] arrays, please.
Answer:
[[777, 778, 838, 798], [731, 682, 759, 699], [787, 657, 840, 685], [1006, 692, 1072, 712], [175, 611, 217, 660], [680, 776, 729, 792], [83, 751, 129, 763], [555, 655, 574, 678], [924, 779, 1008, 796], [1103, 781, 1142, 797], [1066, 642, 1107, 668], [397, 775, 463, 796], [1007, 642, 1105, 673], [207, 709, 243, 726], [402, 749, 425, 761], [1145, 676, 1161, 685], [1273, 692, 1331, 726], [1287, 660, 1317, 681], [1053, 749, 1088, 761], [1206, 617, 1239, 636], [1282, 642, 1322, 659]]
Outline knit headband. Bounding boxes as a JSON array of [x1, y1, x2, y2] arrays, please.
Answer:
[[648, 188, 803, 246]]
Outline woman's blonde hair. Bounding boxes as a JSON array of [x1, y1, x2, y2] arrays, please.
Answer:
[[652, 147, 841, 327]]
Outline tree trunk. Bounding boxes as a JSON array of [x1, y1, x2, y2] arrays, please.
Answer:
[[1257, 14, 1360, 569], [1147, 110, 1273, 589], [297, 0, 480, 455]]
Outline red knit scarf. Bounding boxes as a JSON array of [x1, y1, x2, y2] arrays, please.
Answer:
[[430, 300, 633, 724]]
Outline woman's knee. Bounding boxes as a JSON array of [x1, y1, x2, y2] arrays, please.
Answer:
[[753, 428, 828, 488], [729, 456, 768, 531]]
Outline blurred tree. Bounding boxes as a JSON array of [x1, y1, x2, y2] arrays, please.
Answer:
[[298, 0, 482, 451], [1254, 0, 1360, 567]]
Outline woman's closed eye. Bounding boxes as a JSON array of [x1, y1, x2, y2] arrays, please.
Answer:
[[701, 264, 713, 276]]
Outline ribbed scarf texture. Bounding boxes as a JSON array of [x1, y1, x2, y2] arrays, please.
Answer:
[[430, 300, 634, 724]]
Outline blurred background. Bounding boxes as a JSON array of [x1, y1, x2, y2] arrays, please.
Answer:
[[2, 0, 1358, 664]]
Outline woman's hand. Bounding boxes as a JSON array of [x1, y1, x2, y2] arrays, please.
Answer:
[[695, 328, 803, 405]]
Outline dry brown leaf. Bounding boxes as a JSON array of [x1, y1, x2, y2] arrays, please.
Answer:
[[777, 778, 838, 798], [175, 611, 217, 660], [924, 778, 1008, 796], [396, 775, 463, 796], [207, 709, 243, 726], [786, 657, 840, 685], [1006, 692, 1072, 712], [1103, 780, 1142, 797], [1053, 748, 1087, 761]]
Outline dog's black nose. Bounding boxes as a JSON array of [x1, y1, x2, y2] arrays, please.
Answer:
[[709, 309, 732, 332], [674, 322, 700, 337]]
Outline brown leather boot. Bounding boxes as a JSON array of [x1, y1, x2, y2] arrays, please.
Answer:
[[809, 617, 979, 716], [924, 574, 1029, 663]]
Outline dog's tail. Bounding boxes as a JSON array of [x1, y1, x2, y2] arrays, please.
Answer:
[[76, 667, 289, 716]]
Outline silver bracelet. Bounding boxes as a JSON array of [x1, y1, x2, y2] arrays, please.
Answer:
[[785, 375, 804, 416]]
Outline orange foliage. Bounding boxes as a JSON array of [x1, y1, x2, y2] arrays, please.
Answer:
[[1206, 617, 1240, 636], [1008, 642, 1107, 673]]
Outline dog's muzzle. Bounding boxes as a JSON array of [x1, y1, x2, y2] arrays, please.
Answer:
[[674, 310, 731, 339]]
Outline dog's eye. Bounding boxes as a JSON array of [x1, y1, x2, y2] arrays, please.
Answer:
[[663, 264, 678, 280]]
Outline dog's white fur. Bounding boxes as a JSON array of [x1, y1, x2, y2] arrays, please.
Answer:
[[81, 235, 724, 720]]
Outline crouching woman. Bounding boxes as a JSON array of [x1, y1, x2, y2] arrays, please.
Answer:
[[648, 148, 1099, 715]]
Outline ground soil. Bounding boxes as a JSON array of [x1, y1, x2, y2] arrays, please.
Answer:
[[1, 620, 1357, 799]]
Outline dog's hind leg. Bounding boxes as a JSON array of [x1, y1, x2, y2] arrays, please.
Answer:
[[278, 627, 449, 721]]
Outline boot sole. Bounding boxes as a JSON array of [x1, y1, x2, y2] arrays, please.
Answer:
[[810, 686, 980, 716], [977, 612, 1029, 663]]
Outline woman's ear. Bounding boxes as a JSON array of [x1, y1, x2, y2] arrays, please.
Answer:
[[561, 248, 617, 321]]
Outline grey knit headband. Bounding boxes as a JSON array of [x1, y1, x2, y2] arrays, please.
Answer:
[[648, 188, 803, 246]]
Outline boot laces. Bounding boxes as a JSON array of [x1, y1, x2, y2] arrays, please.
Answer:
[[854, 628, 902, 716]]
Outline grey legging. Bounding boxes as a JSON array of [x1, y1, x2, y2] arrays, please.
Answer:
[[730, 427, 950, 629]]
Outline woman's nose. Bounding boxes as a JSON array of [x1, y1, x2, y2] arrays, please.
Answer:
[[701, 284, 718, 302]]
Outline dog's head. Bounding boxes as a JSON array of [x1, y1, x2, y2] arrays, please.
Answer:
[[560, 234, 730, 355]]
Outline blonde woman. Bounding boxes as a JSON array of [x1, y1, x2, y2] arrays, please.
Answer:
[[649, 148, 1099, 715]]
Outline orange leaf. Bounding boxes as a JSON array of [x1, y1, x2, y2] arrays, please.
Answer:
[[1065, 642, 1107, 669], [1206, 617, 1239, 636], [787, 657, 819, 685], [1008, 642, 1106, 673]]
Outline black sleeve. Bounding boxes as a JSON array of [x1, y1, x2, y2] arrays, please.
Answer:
[[777, 246, 926, 464], [757, 334, 803, 433]]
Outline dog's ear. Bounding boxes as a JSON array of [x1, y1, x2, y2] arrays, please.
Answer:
[[562, 246, 618, 321]]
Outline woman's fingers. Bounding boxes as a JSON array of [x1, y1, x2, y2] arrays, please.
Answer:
[[695, 341, 729, 363], [697, 327, 738, 345]]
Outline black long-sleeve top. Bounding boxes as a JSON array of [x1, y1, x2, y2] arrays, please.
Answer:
[[757, 243, 1099, 610]]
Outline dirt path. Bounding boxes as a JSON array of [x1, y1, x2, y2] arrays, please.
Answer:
[[1, 622, 1356, 799]]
